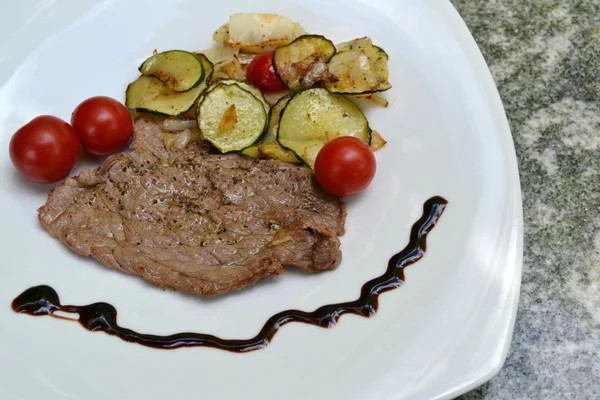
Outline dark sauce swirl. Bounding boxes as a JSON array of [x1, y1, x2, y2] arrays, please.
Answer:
[[12, 196, 447, 352]]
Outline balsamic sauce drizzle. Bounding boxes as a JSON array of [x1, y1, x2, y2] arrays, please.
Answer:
[[12, 196, 447, 352]]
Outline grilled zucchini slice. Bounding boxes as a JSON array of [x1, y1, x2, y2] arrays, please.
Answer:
[[277, 88, 370, 168], [325, 46, 391, 94], [216, 13, 306, 53], [139, 50, 204, 92], [241, 146, 261, 158], [335, 37, 373, 52], [126, 54, 213, 116], [258, 94, 300, 163], [273, 35, 337, 91], [217, 80, 270, 113], [197, 83, 268, 153], [262, 94, 291, 145]]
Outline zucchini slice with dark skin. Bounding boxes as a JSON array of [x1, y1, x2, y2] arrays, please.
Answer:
[[262, 93, 291, 145], [277, 88, 371, 168], [273, 34, 337, 91], [258, 144, 301, 164], [196, 83, 268, 153], [325, 46, 391, 94], [336, 37, 374, 52], [241, 145, 261, 158], [215, 79, 270, 113], [126, 54, 213, 117], [238, 94, 300, 163], [258, 94, 301, 164], [139, 50, 204, 92]]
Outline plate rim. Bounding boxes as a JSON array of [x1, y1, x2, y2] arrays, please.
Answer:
[[434, 1, 523, 398], [0, 1, 524, 399]]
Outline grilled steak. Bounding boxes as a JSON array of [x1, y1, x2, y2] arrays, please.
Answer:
[[38, 118, 346, 296]]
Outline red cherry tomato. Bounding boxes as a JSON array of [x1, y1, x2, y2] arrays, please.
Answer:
[[314, 137, 376, 197], [246, 51, 288, 92], [9, 115, 80, 184], [71, 96, 133, 156]]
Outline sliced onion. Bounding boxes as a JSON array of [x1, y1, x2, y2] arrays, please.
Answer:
[[359, 93, 389, 108], [211, 71, 230, 82], [226, 13, 306, 53], [213, 23, 229, 45], [237, 53, 257, 65], [264, 90, 292, 106], [346, 93, 389, 108], [217, 55, 245, 80], [162, 128, 202, 151], [162, 119, 197, 132], [199, 47, 239, 65], [195, 47, 246, 81], [271, 228, 292, 246]]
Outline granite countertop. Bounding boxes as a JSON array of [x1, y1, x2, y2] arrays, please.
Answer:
[[449, 0, 600, 398]]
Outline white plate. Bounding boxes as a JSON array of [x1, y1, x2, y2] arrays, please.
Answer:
[[0, 1, 522, 399]]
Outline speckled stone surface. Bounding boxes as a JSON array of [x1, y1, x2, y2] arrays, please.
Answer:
[[448, 0, 600, 399]]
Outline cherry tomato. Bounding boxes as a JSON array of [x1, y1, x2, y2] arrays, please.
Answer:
[[71, 96, 133, 155], [9, 115, 80, 184], [246, 51, 288, 92], [314, 137, 376, 197]]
